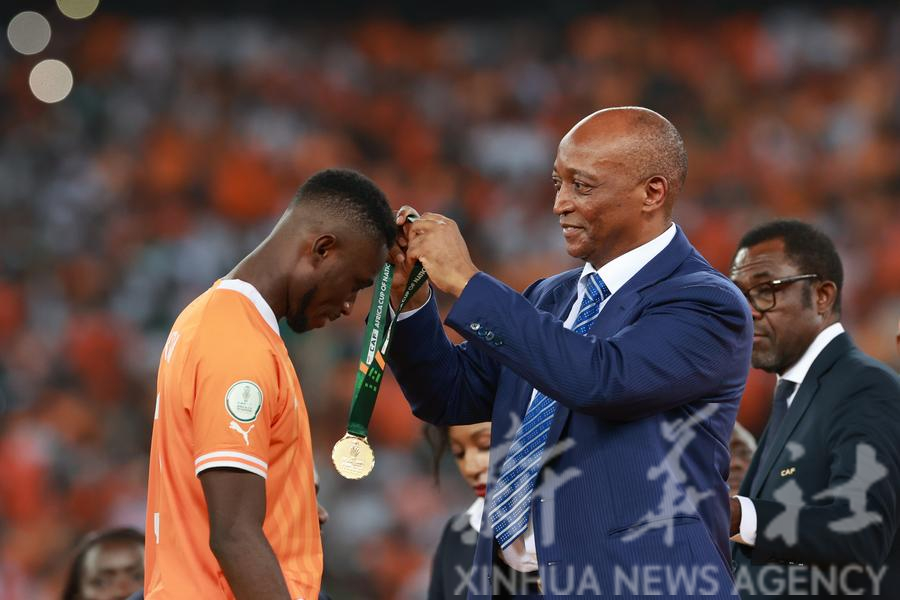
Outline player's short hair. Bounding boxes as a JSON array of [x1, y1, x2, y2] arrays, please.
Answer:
[[293, 168, 396, 249], [62, 527, 145, 600], [736, 219, 843, 316]]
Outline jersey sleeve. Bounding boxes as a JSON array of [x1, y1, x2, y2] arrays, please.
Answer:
[[189, 321, 282, 480]]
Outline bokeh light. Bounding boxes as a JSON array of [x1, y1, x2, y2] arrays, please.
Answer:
[[6, 11, 52, 55], [56, 0, 101, 20], [28, 59, 74, 103]]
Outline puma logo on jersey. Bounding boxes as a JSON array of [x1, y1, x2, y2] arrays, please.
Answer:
[[229, 420, 255, 446]]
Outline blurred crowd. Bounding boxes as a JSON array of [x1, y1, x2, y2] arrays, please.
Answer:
[[1, 5, 899, 598]]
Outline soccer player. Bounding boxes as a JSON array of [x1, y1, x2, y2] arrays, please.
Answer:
[[144, 169, 396, 600]]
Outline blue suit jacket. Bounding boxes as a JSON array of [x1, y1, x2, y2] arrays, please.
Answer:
[[388, 227, 753, 598]]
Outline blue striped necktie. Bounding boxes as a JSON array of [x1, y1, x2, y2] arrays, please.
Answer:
[[488, 272, 611, 549]]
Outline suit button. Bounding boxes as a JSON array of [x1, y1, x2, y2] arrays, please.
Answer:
[[493, 339, 503, 346], [485, 331, 495, 341], [470, 323, 481, 331]]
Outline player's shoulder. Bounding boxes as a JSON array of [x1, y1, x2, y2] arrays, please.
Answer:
[[205, 285, 274, 334], [181, 283, 277, 354]]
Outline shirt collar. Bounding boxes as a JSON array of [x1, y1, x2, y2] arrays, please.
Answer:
[[779, 322, 845, 385], [577, 222, 677, 296], [465, 496, 484, 532], [217, 278, 280, 335]]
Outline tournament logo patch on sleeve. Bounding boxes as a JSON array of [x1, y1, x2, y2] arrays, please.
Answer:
[[224, 380, 263, 423]]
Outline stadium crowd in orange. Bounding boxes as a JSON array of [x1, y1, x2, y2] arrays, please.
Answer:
[[0, 6, 898, 599]]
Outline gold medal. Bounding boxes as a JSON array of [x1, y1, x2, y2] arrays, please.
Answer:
[[331, 433, 375, 479]]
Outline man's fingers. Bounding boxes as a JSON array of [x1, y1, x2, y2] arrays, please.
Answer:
[[408, 218, 440, 237], [395, 205, 420, 225], [406, 235, 422, 257], [406, 235, 428, 266], [417, 212, 452, 225]]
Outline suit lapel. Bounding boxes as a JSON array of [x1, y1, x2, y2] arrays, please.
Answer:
[[749, 333, 852, 497]]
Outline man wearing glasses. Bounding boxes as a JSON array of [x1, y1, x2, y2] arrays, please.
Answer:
[[729, 219, 900, 597]]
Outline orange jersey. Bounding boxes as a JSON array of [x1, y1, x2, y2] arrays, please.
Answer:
[[145, 279, 322, 599]]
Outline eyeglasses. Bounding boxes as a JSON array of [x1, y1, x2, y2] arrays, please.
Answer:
[[741, 274, 820, 313]]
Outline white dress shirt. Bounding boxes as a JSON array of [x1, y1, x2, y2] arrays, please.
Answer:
[[733, 322, 845, 546], [500, 223, 677, 572], [467, 496, 485, 533]]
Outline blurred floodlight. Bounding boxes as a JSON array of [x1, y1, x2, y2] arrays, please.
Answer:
[[7, 11, 52, 55], [29, 59, 74, 104], [56, 0, 100, 20]]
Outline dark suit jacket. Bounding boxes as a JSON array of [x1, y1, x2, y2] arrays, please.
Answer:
[[429, 512, 478, 599], [388, 227, 753, 599], [429, 511, 538, 599], [733, 333, 900, 598]]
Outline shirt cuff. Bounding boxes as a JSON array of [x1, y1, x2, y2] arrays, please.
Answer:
[[731, 495, 758, 546], [390, 288, 432, 321]]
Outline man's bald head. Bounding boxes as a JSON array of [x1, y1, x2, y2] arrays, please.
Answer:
[[564, 106, 688, 203], [552, 107, 686, 267]]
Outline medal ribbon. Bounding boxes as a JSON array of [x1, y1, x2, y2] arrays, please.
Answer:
[[345, 259, 428, 438]]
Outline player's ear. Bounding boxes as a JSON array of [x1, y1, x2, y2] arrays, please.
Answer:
[[310, 234, 336, 265]]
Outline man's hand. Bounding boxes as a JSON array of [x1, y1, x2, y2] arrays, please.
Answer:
[[405, 213, 479, 298], [389, 206, 430, 311], [730, 496, 742, 537]]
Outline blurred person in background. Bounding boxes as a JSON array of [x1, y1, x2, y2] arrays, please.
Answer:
[[386, 107, 752, 598], [729, 220, 900, 597], [426, 422, 529, 598], [728, 423, 757, 497], [144, 169, 396, 600], [62, 528, 144, 600]]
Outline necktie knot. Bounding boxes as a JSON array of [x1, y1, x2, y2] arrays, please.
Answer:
[[584, 272, 611, 305], [767, 379, 797, 438], [773, 379, 797, 406]]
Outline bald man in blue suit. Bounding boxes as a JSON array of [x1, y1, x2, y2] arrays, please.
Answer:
[[386, 107, 753, 598]]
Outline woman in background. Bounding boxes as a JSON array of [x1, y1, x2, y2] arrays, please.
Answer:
[[425, 422, 491, 599]]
